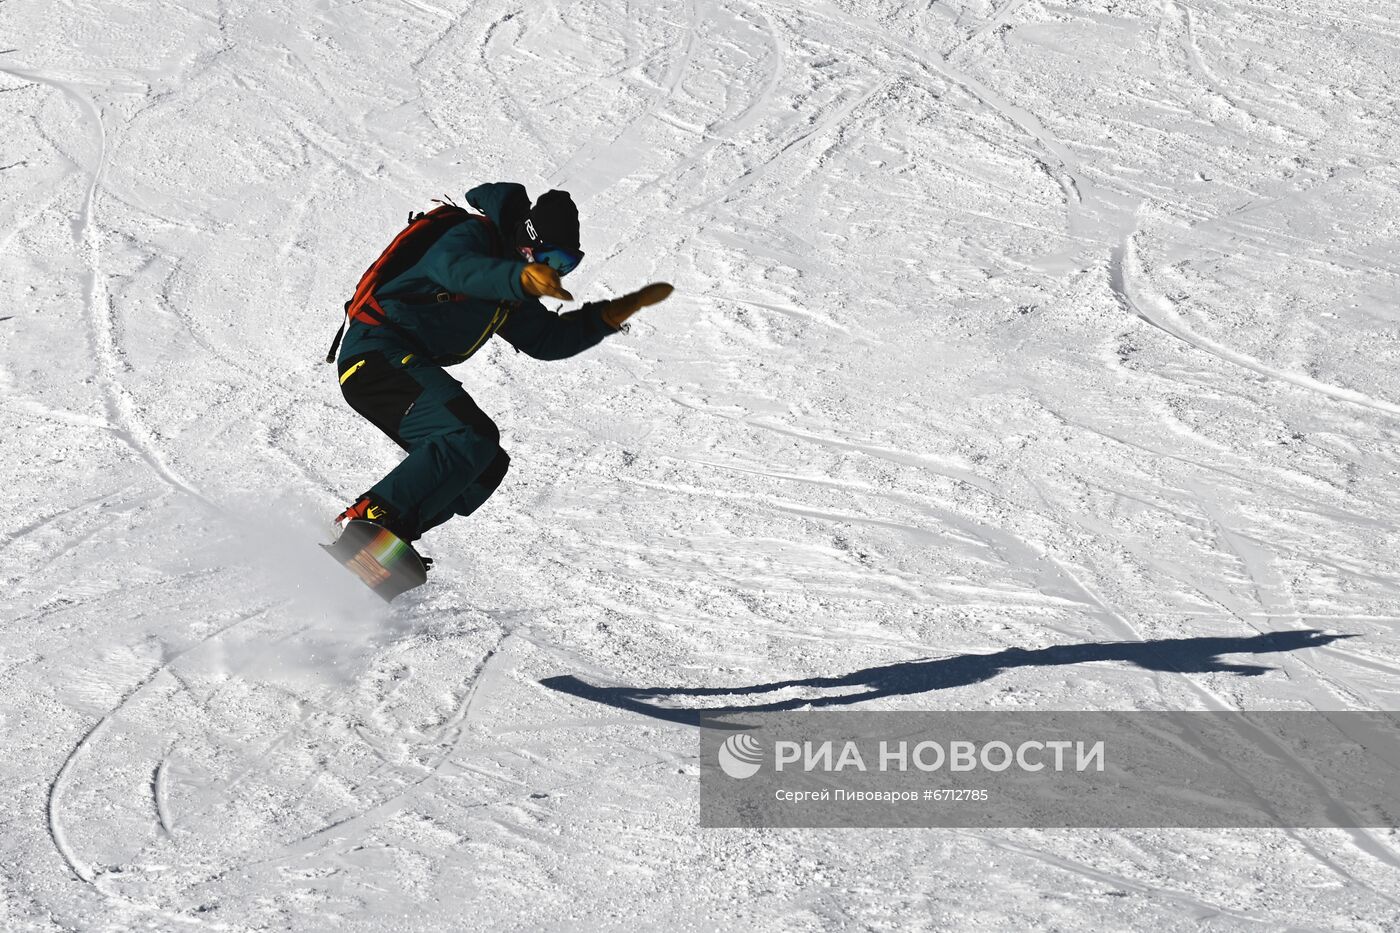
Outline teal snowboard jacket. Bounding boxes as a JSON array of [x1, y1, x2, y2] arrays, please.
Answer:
[[338, 182, 614, 367]]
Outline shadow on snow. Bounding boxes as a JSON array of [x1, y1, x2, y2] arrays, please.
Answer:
[[540, 629, 1353, 728]]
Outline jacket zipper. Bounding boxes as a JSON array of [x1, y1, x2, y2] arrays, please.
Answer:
[[456, 303, 511, 360]]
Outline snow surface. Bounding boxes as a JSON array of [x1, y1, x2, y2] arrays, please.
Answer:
[[3, 0, 1400, 928]]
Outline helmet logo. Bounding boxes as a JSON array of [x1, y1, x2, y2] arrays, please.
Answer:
[[524, 218, 539, 242]]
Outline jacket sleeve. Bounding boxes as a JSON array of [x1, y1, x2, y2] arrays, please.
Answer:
[[496, 300, 617, 361], [417, 222, 529, 303]]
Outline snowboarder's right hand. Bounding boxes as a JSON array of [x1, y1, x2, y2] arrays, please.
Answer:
[[599, 282, 674, 330], [521, 263, 574, 302]]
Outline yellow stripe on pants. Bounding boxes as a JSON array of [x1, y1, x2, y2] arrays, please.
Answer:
[[339, 359, 367, 385]]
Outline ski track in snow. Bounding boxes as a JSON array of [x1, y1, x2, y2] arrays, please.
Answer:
[[0, 65, 214, 510], [1112, 227, 1400, 420], [3, 0, 1400, 928]]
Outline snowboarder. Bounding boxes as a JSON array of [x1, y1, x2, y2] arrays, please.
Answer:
[[329, 181, 672, 553]]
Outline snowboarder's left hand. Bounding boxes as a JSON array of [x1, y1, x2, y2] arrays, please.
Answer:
[[598, 282, 674, 330], [522, 262, 574, 302]]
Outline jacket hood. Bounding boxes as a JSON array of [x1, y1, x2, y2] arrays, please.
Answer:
[[465, 182, 530, 236]]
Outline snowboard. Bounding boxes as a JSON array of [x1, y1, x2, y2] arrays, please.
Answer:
[[320, 519, 428, 601]]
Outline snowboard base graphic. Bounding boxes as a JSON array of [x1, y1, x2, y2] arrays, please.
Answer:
[[321, 519, 427, 602]]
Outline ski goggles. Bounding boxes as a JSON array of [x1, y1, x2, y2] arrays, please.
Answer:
[[519, 242, 585, 277]]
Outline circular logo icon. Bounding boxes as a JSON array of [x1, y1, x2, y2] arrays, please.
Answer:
[[717, 733, 764, 779]]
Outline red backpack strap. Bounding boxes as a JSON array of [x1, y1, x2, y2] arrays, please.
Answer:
[[326, 205, 487, 363], [347, 206, 466, 324]]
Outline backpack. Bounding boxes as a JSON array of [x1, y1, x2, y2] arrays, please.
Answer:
[[325, 203, 495, 363]]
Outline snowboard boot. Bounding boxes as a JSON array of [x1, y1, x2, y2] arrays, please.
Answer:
[[333, 493, 399, 540]]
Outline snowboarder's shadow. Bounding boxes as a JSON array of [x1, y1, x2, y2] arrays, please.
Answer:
[[541, 629, 1352, 728]]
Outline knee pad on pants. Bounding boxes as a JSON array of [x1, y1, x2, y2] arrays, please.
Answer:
[[475, 448, 510, 498], [446, 395, 501, 446]]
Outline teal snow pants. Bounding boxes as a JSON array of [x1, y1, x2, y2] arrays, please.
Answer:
[[337, 346, 509, 542]]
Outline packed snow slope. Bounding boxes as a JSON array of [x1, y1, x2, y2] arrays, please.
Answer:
[[3, 0, 1400, 929]]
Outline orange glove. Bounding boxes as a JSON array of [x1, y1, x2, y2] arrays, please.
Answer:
[[521, 263, 574, 301], [598, 282, 674, 330]]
